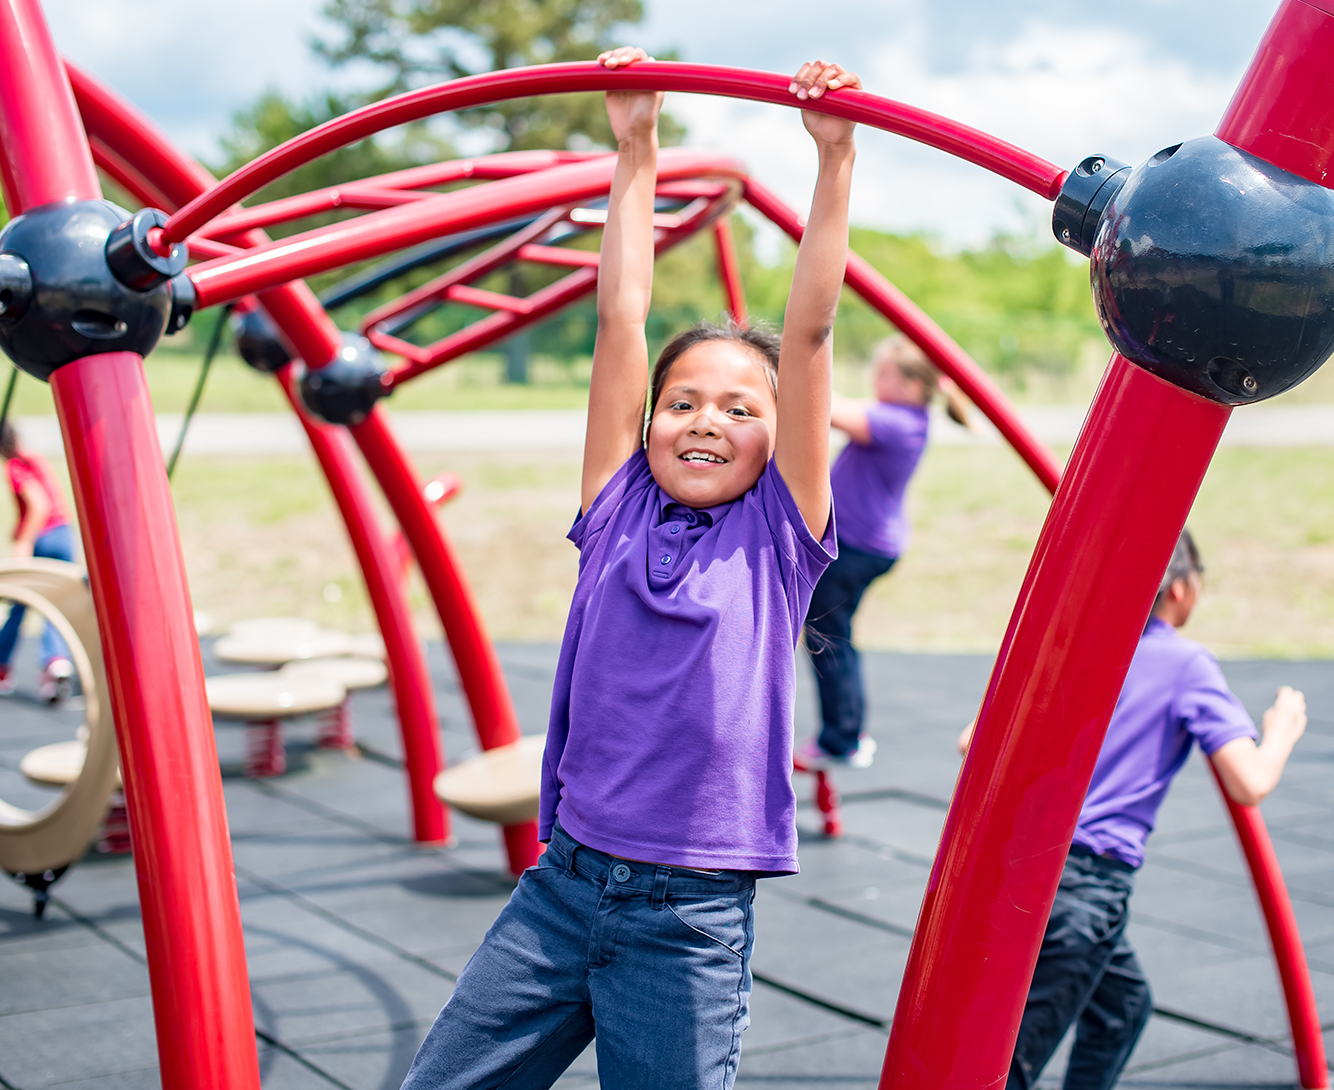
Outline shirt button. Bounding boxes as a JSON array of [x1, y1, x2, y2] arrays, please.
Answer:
[[660, 555, 671, 565], [612, 863, 631, 882], [669, 524, 681, 535]]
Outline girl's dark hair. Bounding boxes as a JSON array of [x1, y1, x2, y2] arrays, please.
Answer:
[[649, 317, 781, 416], [1154, 528, 1203, 607], [0, 421, 17, 461]]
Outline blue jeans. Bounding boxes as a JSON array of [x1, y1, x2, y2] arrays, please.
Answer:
[[803, 543, 896, 755], [402, 822, 757, 1090], [0, 523, 75, 667], [1008, 850, 1153, 1090]]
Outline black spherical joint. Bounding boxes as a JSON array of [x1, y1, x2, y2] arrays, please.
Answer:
[[0, 199, 174, 382], [1052, 154, 1131, 257], [1089, 136, 1334, 405], [104, 208, 188, 291], [299, 334, 389, 426], [232, 307, 295, 373]]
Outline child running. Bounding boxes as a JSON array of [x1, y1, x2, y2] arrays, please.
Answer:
[[1, 420, 76, 702], [401, 49, 859, 1090], [963, 529, 1308, 1090], [798, 336, 970, 768]]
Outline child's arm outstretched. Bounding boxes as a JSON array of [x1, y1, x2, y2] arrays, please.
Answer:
[[581, 47, 662, 514], [1212, 686, 1307, 806], [776, 61, 860, 537]]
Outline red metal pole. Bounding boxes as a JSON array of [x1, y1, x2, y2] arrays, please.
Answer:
[[351, 410, 536, 872], [51, 355, 261, 1090], [0, 5, 258, 1085], [880, 356, 1231, 1088], [712, 215, 748, 326], [1208, 763, 1329, 1088], [277, 369, 450, 844]]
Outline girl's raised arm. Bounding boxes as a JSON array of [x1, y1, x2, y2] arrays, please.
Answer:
[[775, 61, 859, 538], [581, 47, 663, 513]]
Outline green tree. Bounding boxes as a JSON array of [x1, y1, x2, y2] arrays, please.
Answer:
[[315, 0, 684, 151]]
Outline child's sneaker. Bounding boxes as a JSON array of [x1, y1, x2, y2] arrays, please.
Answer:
[[795, 735, 877, 771], [0, 665, 14, 696], [38, 658, 74, 705]]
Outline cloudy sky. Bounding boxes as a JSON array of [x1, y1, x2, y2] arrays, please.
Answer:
[[44, 0, 1280, 247]]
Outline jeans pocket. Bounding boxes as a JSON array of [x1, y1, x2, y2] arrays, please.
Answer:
[[665, 889, 754, 958]]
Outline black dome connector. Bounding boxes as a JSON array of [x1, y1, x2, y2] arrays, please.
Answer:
[[1052, 155, 1131, 257], [105, 208, 188, 291], [233, 307, 295, 373], [0, 199, 175, 381], [165, 274, 196, 335], [1090, 135, 1334, 405], [299, 334, 390, 426]]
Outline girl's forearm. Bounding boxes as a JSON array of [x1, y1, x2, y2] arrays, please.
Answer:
[[785, 144, 854, 340], [597, 132, 658, 327]]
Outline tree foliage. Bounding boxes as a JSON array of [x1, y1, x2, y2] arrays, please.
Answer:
[[315, 0, 684, 151]]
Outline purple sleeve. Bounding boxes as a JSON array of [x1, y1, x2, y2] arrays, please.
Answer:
[[1175, 651, 1258, 756], [568, 449, 651, 554], [866, 402, 928, 451], [756, 459, 837, 594]]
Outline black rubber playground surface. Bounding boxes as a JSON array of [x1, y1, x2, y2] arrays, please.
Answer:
[[3, 639, 1334, 1088]]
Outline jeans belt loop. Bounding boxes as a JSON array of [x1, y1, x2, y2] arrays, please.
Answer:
[[564, 842, 581, 879], [651, 865, 671, 910]]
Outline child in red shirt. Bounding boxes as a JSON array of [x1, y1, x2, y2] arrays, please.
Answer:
[[1, 421, 76, 700]]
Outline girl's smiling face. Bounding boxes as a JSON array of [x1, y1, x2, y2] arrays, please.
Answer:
[[646, 340, 777, 509]]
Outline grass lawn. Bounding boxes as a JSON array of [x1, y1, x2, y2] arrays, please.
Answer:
[[5, 440, 1332, 661]]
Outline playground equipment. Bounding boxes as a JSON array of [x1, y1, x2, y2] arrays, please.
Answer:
[[0, 0, 1331, 1084], [0, 559, 118, 914]]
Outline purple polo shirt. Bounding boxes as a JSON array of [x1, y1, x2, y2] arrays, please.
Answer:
[[540, 449, 837, 873], [829, 402, 928, 558], [1074, 617, 1257, 868]]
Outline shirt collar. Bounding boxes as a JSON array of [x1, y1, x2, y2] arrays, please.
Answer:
[[658, 496, 735, 528], [1143, 615, 1173, 637]]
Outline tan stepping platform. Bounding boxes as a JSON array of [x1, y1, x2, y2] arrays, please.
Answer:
[[281, 656, 387, 690], [21, 740, 121, 789], [226, 616, 322, 640], [213, 629, 354, 666], [0, 559, 119, 877], [346, 632, 386, 661], [205, 672, 346, 719], [434, 735, 545, 825]]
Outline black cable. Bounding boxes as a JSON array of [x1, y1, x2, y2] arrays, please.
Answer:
[[166, 305, 231, 481], [0, 364, 18, 439]]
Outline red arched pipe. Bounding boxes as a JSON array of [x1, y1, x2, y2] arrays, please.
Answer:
[[0, 9, 261, 1088], [713, 215, 749, 326], [1209, 761, 1329, 1088], [162, 60, 1066, 242], [744, 178, 1063, 493], [68, 61, 452, 845], [184, 150, 745, 307]]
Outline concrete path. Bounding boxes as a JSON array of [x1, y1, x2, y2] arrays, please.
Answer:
[[2, 638, 1334, 1087], [14, 403, 1334, 457]]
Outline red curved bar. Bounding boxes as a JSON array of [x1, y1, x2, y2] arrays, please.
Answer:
[[882, 358, 1231, 1087], [713, 215, 748, 325], [744, 178, 1063, 493], [0, 8, 261, 1087], [1209, 763, 1329, 1088], [350, 411, 539, 873], [162, 60, 1066, 242], [69, 62, 452, 843], [277, 369, 450, 844], [185, 150, 745, 307]]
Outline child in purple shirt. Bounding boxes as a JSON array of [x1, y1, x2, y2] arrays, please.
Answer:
[[798, 336, 970, 768], [403, 51, 859, 1090], [964, 530, 1308, 1090]]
